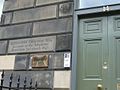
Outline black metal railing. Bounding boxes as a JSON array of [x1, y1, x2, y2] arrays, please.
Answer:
[[0, 70, 51, 90]]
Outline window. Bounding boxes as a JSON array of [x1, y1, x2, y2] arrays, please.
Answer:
[[0, 0, 4, 19], [79, 0, 120, 9]]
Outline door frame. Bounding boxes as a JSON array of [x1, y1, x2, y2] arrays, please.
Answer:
[[71, 4, 120, 90]]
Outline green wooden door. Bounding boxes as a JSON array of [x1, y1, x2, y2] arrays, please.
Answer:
[[77, 16, 109, 90], [77, 15, 120, 90], [108, 15, 120, 90]]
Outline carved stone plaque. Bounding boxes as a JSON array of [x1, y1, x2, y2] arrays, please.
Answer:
[[8, 36, 56, 53], [31, 55, 48, 68]]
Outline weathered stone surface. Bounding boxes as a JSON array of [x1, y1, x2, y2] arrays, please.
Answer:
[[19, 89, 50, 90], [22, 89, 51, 90], [54, 88, 69, 90], [59, 2, 73, 17], [36, 0, 70, 6], [3, 71, 53, 88], [3, 0, 17, 11], [8, 89, 50, 90], [0, 55, 15, 70], [0, 41, 7, 54], [0, 23, 32, 39], [49, 53, 64, 69], [33, 17, 72, 35], [14, 55, 30, 70], [3, 0, 34, 11], [56, 34, 72, 51], [12, 5, 57, 23], [8, 36, 56, 53], [2, 12, 12, 24], [54, 71, 71, 88]]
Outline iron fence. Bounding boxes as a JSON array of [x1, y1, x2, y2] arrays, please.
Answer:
[[0, 70, 51, 90]]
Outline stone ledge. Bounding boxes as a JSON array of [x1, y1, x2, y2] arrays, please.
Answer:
[[36, 0, 72, 6]]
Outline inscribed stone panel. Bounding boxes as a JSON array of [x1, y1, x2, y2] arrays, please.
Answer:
[[8, 36, 56, 53]]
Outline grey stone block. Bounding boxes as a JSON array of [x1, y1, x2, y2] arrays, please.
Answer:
[[36, 0, 70, 6], [54, 88, 69, 90], [8, 36, 56, 53], [56, 34, 72, 51], [12, 5, 57, 23], [3, 12, 12, 24], [54, 71, 71, 88], [59, 2, 73, 17], [19, 89, 50, 90], [3, 0, 17, 11], [0, 23, 32, 39], [3, 0, 34, 11], [49, 53, 64, 69], [33, 17, 72, 36], [12, 89, 50, 90], [3, 71, 53, 88], [0, 41, 7, 54], [14, 55, 30, 70]]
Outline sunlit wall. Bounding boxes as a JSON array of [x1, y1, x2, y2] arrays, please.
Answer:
[[0, 0, 4, 18]]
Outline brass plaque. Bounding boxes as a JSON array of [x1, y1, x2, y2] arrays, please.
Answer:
[[31, 55, 48, 68]]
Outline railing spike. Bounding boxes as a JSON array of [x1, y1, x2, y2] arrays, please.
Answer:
[[9, 73, 13, 90], [23, 77, 27, 90], [0, 70, 5, 90], [29, 79, 32, 90], [35, 81, 37, 90], [17, 75, 20, 89]]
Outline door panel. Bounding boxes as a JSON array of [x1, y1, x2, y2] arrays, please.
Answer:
[[77, 14, 120, 90], [77, 17, 108, 90], [108, 15, 120, 90], [83, 40, 102, 79], [116, 39, 120, 80]]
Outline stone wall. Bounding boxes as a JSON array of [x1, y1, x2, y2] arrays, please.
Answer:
[[0, 0, 73, 90]]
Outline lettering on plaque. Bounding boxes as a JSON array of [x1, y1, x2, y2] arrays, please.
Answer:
[[8, 36, 56, 53], [64, 52, 71, 68], [31, 55, 48, 68]]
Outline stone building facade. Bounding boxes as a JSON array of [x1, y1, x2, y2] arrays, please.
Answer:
[[0, 0, 73, 90]]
